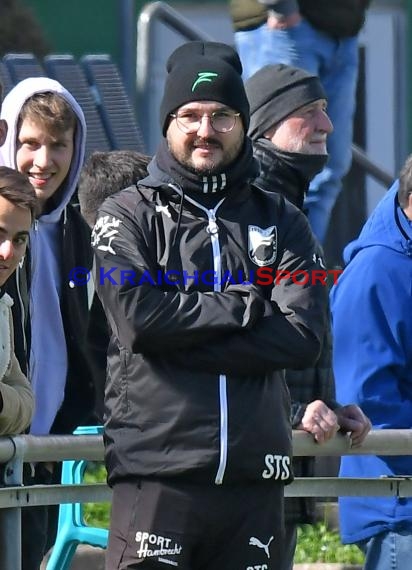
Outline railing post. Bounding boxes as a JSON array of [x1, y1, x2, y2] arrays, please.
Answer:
[[136, 1, 213, 153], [119, 0, 136, 101], [0, 436, 25, 570]]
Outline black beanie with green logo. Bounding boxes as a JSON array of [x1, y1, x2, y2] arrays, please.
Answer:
[[160, 41, 250, 136]]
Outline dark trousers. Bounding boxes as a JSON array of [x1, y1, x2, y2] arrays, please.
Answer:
[[22, 463, 60, 570], [280, 524, 298, 570], [106, 478, 286, 570]]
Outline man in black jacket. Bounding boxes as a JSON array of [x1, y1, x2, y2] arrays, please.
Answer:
[[230, 0, 371, 244], [93, 41, 328, 570], [245, 62, 371, 570], [246, 63, 333, 210], [78, 150, 151, 422]]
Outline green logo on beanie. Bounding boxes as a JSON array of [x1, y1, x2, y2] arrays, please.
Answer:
[[192, 72, 218, 92]]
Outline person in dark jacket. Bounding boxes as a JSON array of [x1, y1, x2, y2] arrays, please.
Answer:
[[78, 150, 151, 228], [93, 40, 328, 570], [229, 0, 371, 244], [78, 150, 151, 422], [0, 77, 98, 570], [245, 62, 371, 570]]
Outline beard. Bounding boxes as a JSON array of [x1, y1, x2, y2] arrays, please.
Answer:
[[167, 134, 243, 175], [286, 134, 328, 155]]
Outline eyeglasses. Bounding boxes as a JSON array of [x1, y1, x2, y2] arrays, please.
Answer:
[[170, 110, 241, 134]]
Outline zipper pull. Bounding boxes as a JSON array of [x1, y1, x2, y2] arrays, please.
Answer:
[[207, 212, 219, 235]]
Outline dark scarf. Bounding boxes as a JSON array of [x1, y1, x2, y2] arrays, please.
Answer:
[[154, 136, 259, 200], [253, 138, 328, 210]]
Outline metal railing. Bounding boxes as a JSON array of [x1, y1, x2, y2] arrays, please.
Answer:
[[351, 143, 395, 187], [0, 429, 411, 568], [136, 1, 212, 152]]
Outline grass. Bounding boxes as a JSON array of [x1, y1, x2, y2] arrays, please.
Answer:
[[83, 463, 110, 529], [82, 464, 365, 565], [295, 523, 365, 565]]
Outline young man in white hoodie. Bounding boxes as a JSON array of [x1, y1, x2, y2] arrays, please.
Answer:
[[0, 77, 99, 570]]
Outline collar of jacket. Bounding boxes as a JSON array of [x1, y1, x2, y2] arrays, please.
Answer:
[[253, 138, 328, 209], [151, 136, 259, 196]]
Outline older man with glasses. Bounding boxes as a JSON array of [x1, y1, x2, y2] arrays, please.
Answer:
[[92, 40, 328, 570]]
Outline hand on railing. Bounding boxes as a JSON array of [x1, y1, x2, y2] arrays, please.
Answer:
[[298, 400, 340, 445], [335, 404, 372, 448]]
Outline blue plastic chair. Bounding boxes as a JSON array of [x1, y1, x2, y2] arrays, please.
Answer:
[[3, 53, 46, 84], [81, 54, 146, 152], [0, 60, 14, 96], [46, 425, 109, 570]]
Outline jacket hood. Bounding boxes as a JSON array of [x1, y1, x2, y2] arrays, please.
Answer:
[[0, 77, 86, 223], [344, 181, 412, 264], [141, 156, 172, 190]]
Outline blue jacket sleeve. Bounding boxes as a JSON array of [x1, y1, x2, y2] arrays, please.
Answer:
[[331, 250, 412, 429]]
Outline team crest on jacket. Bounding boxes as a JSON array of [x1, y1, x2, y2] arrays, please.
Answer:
[[248, 225, 277, 266]]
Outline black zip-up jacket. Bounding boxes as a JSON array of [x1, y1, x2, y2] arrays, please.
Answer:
[[93, 164, 328, 487], [230, 0, 370, 38], [5, 205, 99, 434]]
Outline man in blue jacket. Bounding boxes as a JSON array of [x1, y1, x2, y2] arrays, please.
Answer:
[[330, 155, 412, 570]]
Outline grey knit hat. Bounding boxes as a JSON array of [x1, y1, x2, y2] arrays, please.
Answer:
[[245, 64, 326, 140]]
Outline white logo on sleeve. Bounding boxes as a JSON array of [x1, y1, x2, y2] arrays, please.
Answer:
[[312, 251, 326, 269], [249, 536, 274, 559], [155, 204, 172, 218], [92, 215, 122, 255]]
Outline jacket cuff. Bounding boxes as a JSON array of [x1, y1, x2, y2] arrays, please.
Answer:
[[291, 403, 307, 428]]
